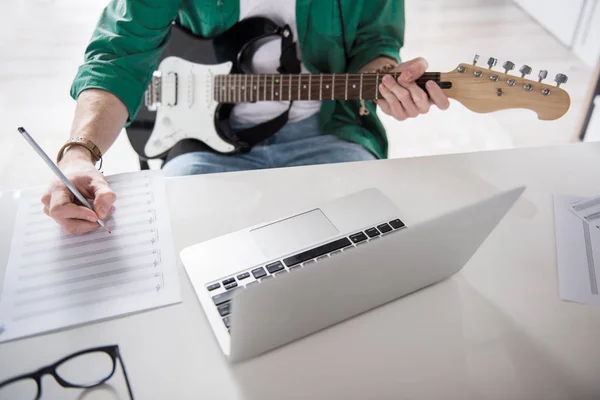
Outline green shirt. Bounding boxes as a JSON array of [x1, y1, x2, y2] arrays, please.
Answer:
[[70, 0, 405, 159]]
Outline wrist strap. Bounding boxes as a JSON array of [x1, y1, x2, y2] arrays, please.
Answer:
[[56, 137, 103, 167]]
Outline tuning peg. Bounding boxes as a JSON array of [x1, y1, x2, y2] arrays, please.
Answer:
[[502, 61, 515, 74], [519, 64, 532, 78], [554, 73, 568, 87], [487, 57, 497, 69], [473, 54, 480, 66], [538, 70, 548, 82]]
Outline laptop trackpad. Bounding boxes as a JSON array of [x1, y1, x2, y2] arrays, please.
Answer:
[[250, 209, 339, 259]]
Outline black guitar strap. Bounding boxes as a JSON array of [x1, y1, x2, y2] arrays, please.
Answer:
[[231, 24, 301, 148]]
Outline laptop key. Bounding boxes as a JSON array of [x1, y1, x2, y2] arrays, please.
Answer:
[[349, 232, 368, 243], [237, 272, 250, 280], [225, 282, 238, 290], [389, 219, 405, 229], [222, 277, 236, 286], [206, 283, 220, 291], [212, 288, 238, 306], [223, 316, 231, 329], [252, 267, 267, 279], [377, 223, 393, 233], [217, 303, 231, 317], [283, 237, 352, 267], [266, 261, 284, 274], [365, 227, 380, 237]]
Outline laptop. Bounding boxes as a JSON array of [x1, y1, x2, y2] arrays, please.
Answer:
[[180, 186, 525, 363]]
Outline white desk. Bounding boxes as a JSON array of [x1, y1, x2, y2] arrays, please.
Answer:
[[1, 142, 600, 399]]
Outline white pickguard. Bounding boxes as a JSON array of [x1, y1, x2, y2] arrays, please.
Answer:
[[144, 57, 235, 157]]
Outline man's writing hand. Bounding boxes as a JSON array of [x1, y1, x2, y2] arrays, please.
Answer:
[[377, 57, 450, 121], [41, 147, 116, 235]]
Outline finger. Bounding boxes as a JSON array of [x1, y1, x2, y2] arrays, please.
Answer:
[[48, 186, 74, 218], [396, 57, 428, 83], [58, 218, 100, 235], [91, 180, 117, 220], [426, 80, 451, 110], [50, 202, 100, 223], [379, 83, 407, 121], [376, 98, 392, 115], [398, 79, 430, 114], [41, 189, 51, 208], [384, 75, 418, 118]]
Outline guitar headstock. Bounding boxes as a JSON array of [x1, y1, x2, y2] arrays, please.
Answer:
[[440, 54, 570, 120]]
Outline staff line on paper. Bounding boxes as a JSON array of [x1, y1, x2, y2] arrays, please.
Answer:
[[17, 263, 155, 294], [19, 250, 159, 277], [12, 287, 159, 321], [26, 229, 155, 254], [15, 273, 160, 306], [24, 224, 156, 247], [20, 240, 153, 267]]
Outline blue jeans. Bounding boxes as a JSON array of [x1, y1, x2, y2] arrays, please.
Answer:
[[162, 114, 376, 176]]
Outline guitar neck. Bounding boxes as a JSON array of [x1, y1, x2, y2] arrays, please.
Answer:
[[213, 72, 446, 103]]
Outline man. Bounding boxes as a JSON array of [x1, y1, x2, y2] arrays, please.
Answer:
[[42, 0, 450, 234]]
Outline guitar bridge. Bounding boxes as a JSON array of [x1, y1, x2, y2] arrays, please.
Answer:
[[144, 71, 162, 111]]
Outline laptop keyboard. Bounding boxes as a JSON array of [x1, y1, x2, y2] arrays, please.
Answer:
[[206, 218, 406, 332]]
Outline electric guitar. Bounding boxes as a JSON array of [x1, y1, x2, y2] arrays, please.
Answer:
[[127, 20, 571, 159]]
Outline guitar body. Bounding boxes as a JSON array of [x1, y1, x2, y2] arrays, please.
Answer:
[[127, 17, 282, 160], [144, 57, 234, 156]]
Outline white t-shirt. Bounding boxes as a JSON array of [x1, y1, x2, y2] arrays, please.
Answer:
[[229, 0, 322, 126]]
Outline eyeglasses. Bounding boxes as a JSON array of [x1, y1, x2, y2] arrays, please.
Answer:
[[0, 344, 134, 400]]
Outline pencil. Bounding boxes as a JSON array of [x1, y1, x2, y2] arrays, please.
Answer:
[[17, 127, 111, 233]]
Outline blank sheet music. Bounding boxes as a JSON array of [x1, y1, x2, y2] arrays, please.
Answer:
[[0, 171, 181, 343]]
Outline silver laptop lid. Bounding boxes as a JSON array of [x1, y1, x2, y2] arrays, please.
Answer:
[[228, 186, 525, 363]]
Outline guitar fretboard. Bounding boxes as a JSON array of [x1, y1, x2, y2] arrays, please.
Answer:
[[213, 72, 441, 103]]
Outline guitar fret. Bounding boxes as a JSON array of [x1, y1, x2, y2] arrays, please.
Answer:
[[319, 74, 323, 100], [279, 75, 283, 101], [289, 74, 292, 101], [237, 74, 240, 102], [244, 75, 247, 102], [332, 74, 335, 100], [298, 74, 301, 100], [309, 74, 312, 101], [359, 73, 363, 100], [271, 74, 274, 100], [375, 73, 379, 99], [345, 73, 348, 100], [226, 75, 229, 103]]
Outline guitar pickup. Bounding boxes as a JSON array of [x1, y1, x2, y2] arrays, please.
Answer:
[[163, 72, 178, 107], [144, 71, 162, 112]]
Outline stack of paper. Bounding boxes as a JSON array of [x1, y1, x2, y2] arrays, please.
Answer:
[[554, 195, 600, 306]]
